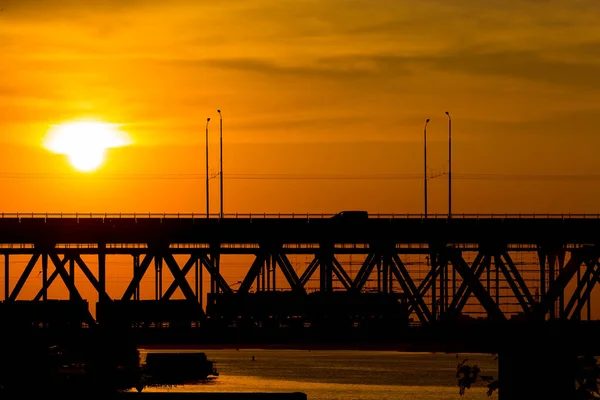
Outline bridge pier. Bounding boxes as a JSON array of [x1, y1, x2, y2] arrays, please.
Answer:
[[498, 348, 576, 400], [497, 324, 578, 400]]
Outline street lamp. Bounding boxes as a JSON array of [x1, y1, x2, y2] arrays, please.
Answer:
[[445, 111, 452, 219], [424, 118, 430, 218], [205, 118, 210, 219], [217, 109, 223, 219]]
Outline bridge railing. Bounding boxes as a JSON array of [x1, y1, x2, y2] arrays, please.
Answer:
[[0, 212, 599, 219]]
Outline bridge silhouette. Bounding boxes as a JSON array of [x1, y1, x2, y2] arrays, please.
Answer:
[[1, 212, 599, 325], [1, 212, 599, 399]]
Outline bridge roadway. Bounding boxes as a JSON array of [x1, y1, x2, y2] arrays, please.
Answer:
[[0, 213, 599, 244]]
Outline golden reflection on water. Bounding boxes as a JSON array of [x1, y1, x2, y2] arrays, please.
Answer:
[[137, 349, 497, 400]]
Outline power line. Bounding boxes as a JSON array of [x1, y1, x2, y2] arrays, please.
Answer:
[[453, 173, 600, 182], [0, 172, 598, 181]]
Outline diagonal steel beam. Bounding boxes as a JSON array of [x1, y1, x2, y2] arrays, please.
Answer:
[[238, 253, 264, 293], [48, 252, 95, 325], [446, 252, 485, 313], [33, 269, 59, 301], [351, 253, 376, 291], [450, 251, 505, 321], [32, 255, 67, 301], [391, 254, 434, 324], [502, 251, 536, 307], [455, 254, 491, 313], [48, 252, 84, 302], [276, 253, 306, 294], [329, 264, 350, 290], [330, 256, 353, 290], [162, 253, 200, 301], [535, 249, 588, 319], [564, 259, 597, 319], [495, 254, 530, 314], [416, 265, 438, 298], [299, 257, 320, 286], [8, 253, 41, 301], [572, 261, 600, 318], [198, 254, 232, 293], [162, 255, 198, 299], [74, 255, 110, 302], [122, 253, 154, 300], [409, 257, 445, 314]]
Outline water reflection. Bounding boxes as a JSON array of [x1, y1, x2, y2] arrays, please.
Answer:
[[138, 349, 498, 400]]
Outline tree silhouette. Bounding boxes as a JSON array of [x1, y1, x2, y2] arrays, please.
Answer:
[[456, 354, 600, 398], [574, 355, 600, 400], [456, 356, 498, 397]]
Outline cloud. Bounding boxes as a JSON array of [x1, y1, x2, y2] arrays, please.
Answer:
[[461, 108, 600, 138], [0, 0, 158, 16], [419, 49, 600, 89], [199, 46, 600, 93], [2, 0, 600, 147], [202, 56, 413, 80]]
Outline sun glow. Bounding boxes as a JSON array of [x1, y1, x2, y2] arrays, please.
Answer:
[[44, 120, 132, 172]]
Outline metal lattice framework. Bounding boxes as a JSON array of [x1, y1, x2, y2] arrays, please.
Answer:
[[0, 216, 599, 326]]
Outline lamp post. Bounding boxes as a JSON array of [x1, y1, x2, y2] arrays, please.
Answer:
[[445, 111, 452, 219], [217, 109, 223, 219], [205, 118, 210, 219], [424, 118, 430, 218]]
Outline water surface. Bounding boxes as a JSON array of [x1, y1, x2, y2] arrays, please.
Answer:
[[138, 349, 498, 400]]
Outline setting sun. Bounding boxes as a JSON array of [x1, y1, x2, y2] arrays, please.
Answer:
[[43, 120, 132, 172]]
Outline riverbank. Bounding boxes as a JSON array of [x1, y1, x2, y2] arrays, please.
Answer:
[[137, 342, 477, 353]]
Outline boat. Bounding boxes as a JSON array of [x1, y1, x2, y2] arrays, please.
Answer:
[[138, 352, 218, 391]]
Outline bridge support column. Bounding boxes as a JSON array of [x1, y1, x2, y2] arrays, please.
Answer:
[[499, 350, 575, 400], [263, 256, 268, 291], [154, 256, 162, 300], [498, 331, 576, 400], [195, 258, 203, 309], [42, 253, 48, 301], [69, 256, 75, 301], [271, 254, 277, 291], [318, 246, 334, 293], [376, 256, 381, 293], [210, 244, 221, 296], [4, 254, 8, 300], [98, 242, 106, 302], [431, 255, 437, 321], [133, 254, 140, 300]]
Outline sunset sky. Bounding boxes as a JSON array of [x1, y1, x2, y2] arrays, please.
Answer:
[[1, 0, 600, 215]]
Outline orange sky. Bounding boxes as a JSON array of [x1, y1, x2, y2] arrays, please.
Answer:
[[2, 1, 600, 317], [1, 0, 600, 215]]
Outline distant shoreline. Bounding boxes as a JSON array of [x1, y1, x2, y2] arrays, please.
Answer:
[[137, 342, 474, 353]]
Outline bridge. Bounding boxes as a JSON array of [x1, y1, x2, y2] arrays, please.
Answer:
[[1, 212, 599, 326], [1, 212, 599, 400]]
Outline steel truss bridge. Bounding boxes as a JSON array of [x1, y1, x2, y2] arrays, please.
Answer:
[[2, 212, 599, 400], [0, 213, 598, 328]]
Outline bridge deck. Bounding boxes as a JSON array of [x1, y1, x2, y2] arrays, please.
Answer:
[[0, 215, 598, 244]]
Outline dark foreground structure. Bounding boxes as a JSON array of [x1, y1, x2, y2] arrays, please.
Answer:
[[1, 213, 600, 399], [0, 327, 140, 396], [0, 325, 307, 399]]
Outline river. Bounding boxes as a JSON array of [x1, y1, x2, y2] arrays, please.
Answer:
[[137, 349, 498, 400]]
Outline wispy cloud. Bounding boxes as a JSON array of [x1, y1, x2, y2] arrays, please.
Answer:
[[1, 0, 600, 146]]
